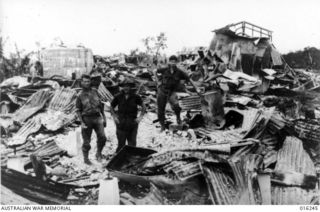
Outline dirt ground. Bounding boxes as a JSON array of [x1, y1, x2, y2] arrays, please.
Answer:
[[1, 185, 37, 205], [1, 111, 196, 204]]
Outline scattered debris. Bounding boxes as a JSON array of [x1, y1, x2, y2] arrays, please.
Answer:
[[1, 21, 320, 205], [13, 89, 53, 123]]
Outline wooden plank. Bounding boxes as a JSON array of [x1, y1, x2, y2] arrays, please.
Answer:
[[258, 174, 271, 205], [271, 171, 317, 189], [7, 157, 27, 173]]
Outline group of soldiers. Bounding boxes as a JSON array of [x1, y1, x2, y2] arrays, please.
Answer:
[[76, 55, 199, 165]]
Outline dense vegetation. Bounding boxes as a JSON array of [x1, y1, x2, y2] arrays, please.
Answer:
[[283, 47, 320, 70]]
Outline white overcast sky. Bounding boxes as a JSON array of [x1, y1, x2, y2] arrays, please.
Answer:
[[1, 0, 320, 56]]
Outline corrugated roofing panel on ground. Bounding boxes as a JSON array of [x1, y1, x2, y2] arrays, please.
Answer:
[[272, 136, 317, 205]]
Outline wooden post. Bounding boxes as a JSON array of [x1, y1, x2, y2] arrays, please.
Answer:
[[76, 129, 82, 155], [201, 90, 225, 129], [257, 174, 271, 205], [98, 177, 120, 205]]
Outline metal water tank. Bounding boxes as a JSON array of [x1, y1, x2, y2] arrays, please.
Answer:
[[40, 48, 94, 79]]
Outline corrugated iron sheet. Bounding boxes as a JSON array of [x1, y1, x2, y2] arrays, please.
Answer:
[[41, 48, 94, 78], [272, 136, 316, 205], [201, 154, 264, 205], [244, 107, 275, 139], [1, 168, 71, 204], [228, 154, 264, 204], [7, 116, 42, 147], [13, 89, 53, 123], [163, 160, 202, 181], [97, 82, 114, 102], [201, 163, 239, 204], [271, 47, 283, 66], [41, 87, 78, 131], [179, 95, 201, 111], [48, 87, 77, 114], [23, 141, 66, 166], [295, 119, 320, 143], [195, 127, 243, 143]]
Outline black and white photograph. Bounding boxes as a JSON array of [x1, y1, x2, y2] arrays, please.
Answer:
[[0, 0, 320, 208]]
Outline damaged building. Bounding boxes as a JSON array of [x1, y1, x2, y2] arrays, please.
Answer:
[[1, 21, 320, 205]]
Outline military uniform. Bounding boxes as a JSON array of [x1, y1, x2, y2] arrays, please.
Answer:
[[111, 91, 144, 152], [76, 88, 106, 155], [156, 66, 189, 128]]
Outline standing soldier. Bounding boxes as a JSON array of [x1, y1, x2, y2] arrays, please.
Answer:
[[110, 79, 146, 152], [156, 55, 199, 131], [76, 74, 107, 165], [34, 61, 44, 76]]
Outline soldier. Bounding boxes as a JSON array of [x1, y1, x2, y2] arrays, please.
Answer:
[[76, 74, 107, 165], [110, 79, 146, 152], [156, 55, 199, 131], [34, 61, 43, 76]]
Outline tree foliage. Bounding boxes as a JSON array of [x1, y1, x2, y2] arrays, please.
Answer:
[[0, 35, 34, 82], [0, 37, 3, 59], [141, 32, 167, 58], [283, 47, 320, 70]]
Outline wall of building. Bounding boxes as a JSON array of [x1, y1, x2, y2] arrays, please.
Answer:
[[40, 48, 94, 79]]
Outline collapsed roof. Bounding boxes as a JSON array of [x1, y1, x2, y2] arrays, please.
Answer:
[[209, 21, 283, 75]]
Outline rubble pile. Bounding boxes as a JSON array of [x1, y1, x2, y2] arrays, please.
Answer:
[[1, 22, 320, 205]]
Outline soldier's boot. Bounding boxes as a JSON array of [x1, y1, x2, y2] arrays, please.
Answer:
[[83, 151, 92, 165], [160, 125, 166, 132], [159, 120, 166, 132], [176, 112, 182, 125], [96, 147, 103, 162]]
